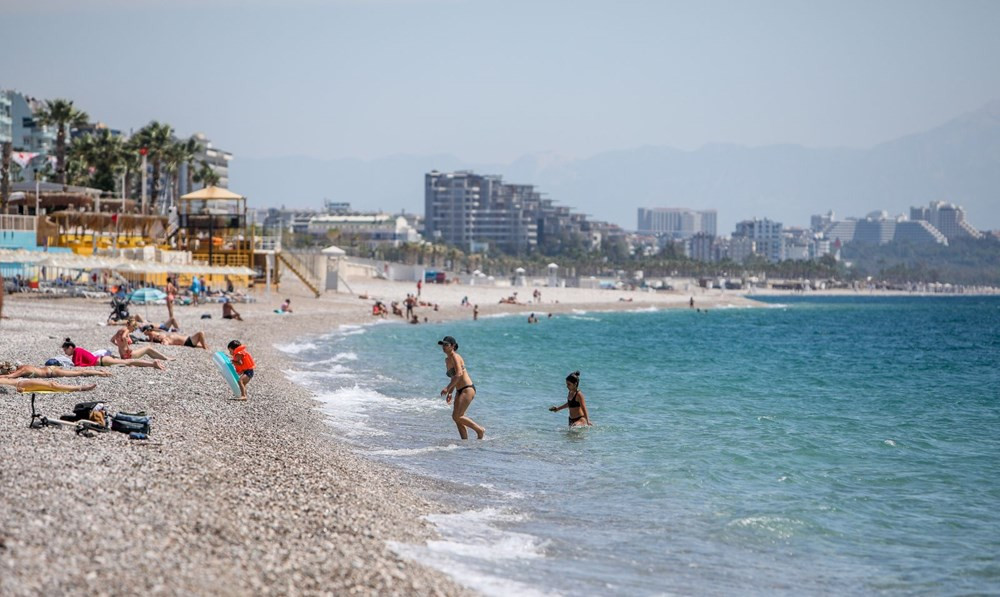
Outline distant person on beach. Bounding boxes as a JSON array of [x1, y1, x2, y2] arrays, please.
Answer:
[[166, 277, 178, 320], [222, 298, 243, 321], [473, 305, 479, 320], [61, 338, 165, 369], [111, 317, 173, 362], [689, 297, 695, 308], [0, 361, 112, 379], [142, 326, 209, 350], [405, 294, 415, 319], [417, 279, 422, 297], [278, 298, 293, 313], [191, 275, 201, 305], [227, 340, 255, 400], [549, 370, 593, 427], [438, 335, 485, 440]]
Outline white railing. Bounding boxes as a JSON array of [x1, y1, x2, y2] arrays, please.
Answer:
[[0, 214, 36, 231], [254, 235, 281, 251]]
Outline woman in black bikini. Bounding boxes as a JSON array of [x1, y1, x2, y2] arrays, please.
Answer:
[[438, 335, 485, 440], [549, 370, 593, 427]]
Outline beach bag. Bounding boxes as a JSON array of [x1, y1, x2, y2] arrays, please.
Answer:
[[111, 413, 151, 435], [71, 401, 101, 421]]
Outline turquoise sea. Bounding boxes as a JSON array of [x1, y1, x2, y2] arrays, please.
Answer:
[[277, 296, 1000, 596]]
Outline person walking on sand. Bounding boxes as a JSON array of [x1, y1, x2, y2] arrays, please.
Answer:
[[191, 275, 201, 305], [227, 340, 256, 400], [438, 335, 485, 440], [549, 370, 593, 427]]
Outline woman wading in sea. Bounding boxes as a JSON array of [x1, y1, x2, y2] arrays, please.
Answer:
[[549, 370, 593, 427], [439, 335, 485, 440]]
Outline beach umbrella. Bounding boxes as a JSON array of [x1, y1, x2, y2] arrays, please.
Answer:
[[515, 267, 526, 274], [129, 287, 167, 304]]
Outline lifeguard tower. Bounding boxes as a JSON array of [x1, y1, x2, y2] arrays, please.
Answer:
[[176, 186, 253, 269]]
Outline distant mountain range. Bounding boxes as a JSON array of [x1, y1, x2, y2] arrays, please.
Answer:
[[232, 99, 1000, 233]]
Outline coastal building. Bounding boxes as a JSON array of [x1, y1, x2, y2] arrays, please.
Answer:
[[727, 236, 756, 263], [424, 171, 538, 254], [10, 92, 55, 154], [686, 232, 720, 262], [910, 201, 982, 240], [305, 213, 420, 249], [813, 209, 950, 247], [733, 218, 784, 262], [0, 90, 12, 144], [425, 170, 609, 255], [853, 211, 897, 245], [178, 133, 233, 194], [637, 207, 717, 239]]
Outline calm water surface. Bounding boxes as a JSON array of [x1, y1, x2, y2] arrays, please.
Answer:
[[278, 296, 1000, 596]]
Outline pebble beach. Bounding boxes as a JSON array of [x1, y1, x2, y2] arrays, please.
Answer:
[[0, 278, 756, 595]]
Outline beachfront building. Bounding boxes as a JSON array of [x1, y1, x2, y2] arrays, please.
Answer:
[[424, 171, 538, 254], [305, 213, 420, 250], [733, 218, 784, 262], [10, 92, 55, 154], [637, 207, 717, 239], [812, 209, 950, 247], [0, 90, 12, 145], [178, 133, 233, 194], [910, 201, 983, 241], [425, 170, 607, 255]]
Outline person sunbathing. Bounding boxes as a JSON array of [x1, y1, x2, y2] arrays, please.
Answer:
[[61, 338, 165, 370], [0, 377, 97, 393], [0, 361, 112, 379], [143, 326, 208, 349], [111, 318, 173, 361]]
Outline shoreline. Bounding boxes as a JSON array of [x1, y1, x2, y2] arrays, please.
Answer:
[[1, 279, 992, 594]]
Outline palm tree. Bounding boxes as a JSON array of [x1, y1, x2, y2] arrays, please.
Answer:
[[133, 121, 174, 212], [69, 130, 130, 193], [177, 136, 203, 194], [164, 142, 188, 209], [35, 99, 89, 185], [192, 160, 220, 187]]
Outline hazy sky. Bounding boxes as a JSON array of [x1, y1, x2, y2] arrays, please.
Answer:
[[5, 0, 1000, 163]]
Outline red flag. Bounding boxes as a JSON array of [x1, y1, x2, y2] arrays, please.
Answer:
[[111, 214, 119, 224]]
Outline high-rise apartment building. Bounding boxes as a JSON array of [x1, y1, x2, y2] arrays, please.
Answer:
[[179, 132, 233, 194], [0, 90, 12, 145], [910, 201, 982, 240], [9, 91, 55, 153], [425, 170, 611, 255], [733, 218, 784, 262], [637, 207, 717, 238]]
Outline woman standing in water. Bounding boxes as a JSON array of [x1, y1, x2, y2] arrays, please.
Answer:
[[549, 370, 593, 427], [439, 335, 485, 440]]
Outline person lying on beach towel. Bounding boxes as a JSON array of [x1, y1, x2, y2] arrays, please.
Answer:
[[0, 361, 112, 379], [0, 377, 97, 393], [142, 326, 209, 350], [61, 338, 166, 370]]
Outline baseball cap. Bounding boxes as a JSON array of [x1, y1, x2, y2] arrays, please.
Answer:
[[437, 336, 458, 349]]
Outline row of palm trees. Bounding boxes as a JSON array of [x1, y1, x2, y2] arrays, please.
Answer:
[[0, 98, 220, 214]]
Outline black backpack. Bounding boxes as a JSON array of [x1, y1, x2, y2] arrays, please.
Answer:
[[71, 402, 101, 421]]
